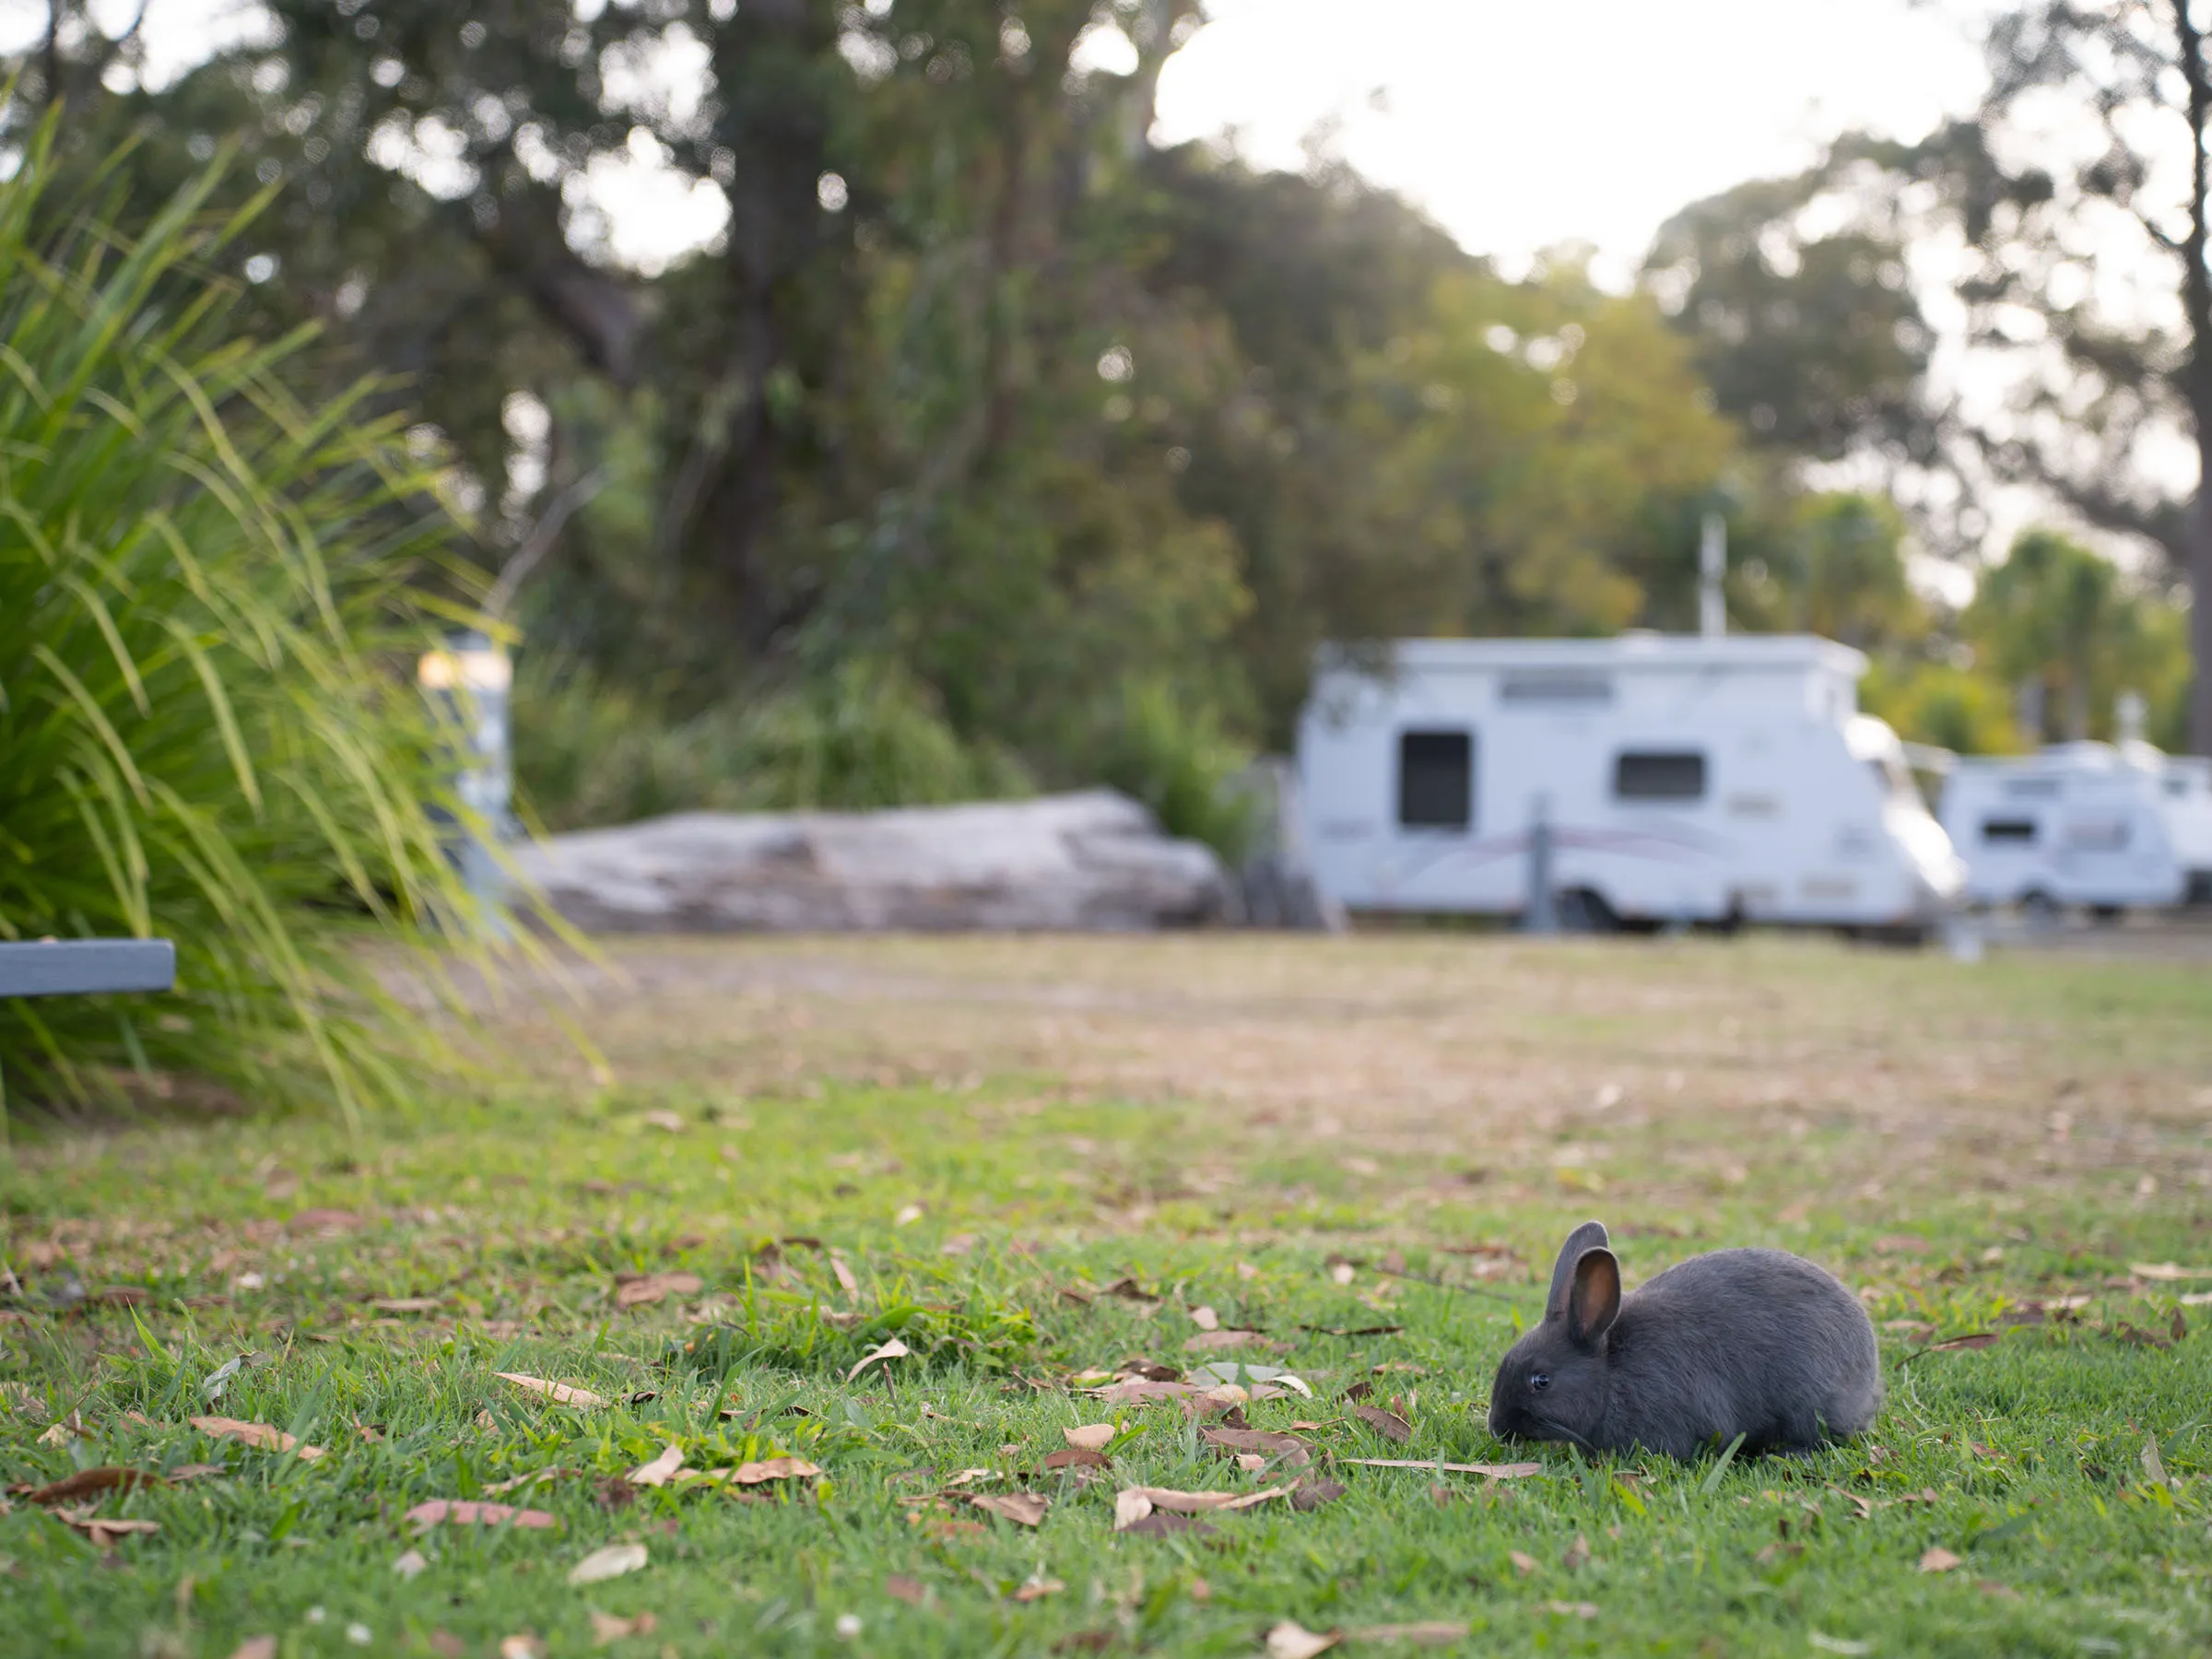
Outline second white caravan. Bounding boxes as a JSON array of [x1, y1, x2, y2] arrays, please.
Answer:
[[1296, 634, 1965, 931]]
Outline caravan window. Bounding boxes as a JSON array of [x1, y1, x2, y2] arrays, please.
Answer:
[[1398, 730, 1474, 830], [1614, 751, 1706, 802], [1981, 818, 2037, 844]]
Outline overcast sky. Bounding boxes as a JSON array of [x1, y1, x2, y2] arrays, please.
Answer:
[[6, 0, 1996, 279]]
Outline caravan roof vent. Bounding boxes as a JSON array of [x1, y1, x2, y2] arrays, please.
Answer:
[[1500, 671, 1614, 707]]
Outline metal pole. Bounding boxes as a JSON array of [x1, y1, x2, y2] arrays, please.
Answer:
[[420, 629, 513, 939], [1699, 512, 1726, 639], [1524, 794, 1558, 935]]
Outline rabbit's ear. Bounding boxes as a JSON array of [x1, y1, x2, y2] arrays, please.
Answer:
[[1546, 1220, 1610, 1319], [1566, 1248, 1620, 1349]]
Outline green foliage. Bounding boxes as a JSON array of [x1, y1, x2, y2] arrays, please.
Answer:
[[1089, 678, 1257, 861], [512, 655, 1029, 832], [0, 123, 497, 1124], [1862, 661, 2025, 756], [1965, 530, 2189, 744]]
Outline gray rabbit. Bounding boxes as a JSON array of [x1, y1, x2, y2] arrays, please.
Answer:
[[1487, 1220, 1881, 1460]]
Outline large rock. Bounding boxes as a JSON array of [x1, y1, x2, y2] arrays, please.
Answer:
[[512, 791, 1231, 933]]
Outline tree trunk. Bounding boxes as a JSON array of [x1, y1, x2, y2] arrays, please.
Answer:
[[2193, 429, 2212, 753]]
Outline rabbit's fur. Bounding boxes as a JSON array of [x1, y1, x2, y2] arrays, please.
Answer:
[[1487, 1220, 1880, 1460]]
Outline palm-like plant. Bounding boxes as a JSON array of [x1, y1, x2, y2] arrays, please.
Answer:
[[0, 114, 515, 1128]]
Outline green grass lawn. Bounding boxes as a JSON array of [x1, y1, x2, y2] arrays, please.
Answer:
[[2, 935, 2209, 1657]]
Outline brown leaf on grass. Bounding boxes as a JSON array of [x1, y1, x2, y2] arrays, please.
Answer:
[[1265, 1619, 1340, 1658], [1509, 1550, 1537, 1575], [1873, 1234, 1929, 1255], [1042, 1448, 1111, 1472], [228, 1640, 276, 1659], [613, 1273, 703, 1311], [88, 1287, 150, 1308], [642, 1109, 687, 1133], [1014, 1575, 1065, 1602], [0, 1382, 46, 1419], [886, 1575, 927, 1606], [588, 1610, 658, 1645], [1112, 1484, 1294, 1528], [970, 1491, 1049, 1526], [1348, 1405, 1412, 1443], [1347, 1624, 1468, 1646], [1065, 1423, 1115, 1452], [1101, 1277, 1159, 1303], [1189, 1305, 1220, 1332], [406, 1499, 559, 1531], [847, 1338, 910, 1382], [497, 1373, 610, 1408], [831, 1255, 859, 1296], [52, 1509, 160, 1546], [1919, 1547, 1962, 1573], [1201, 1428, 1311, 1468], [1543, 1602, 1598, 1619], [2111, 1321, 2174, 1350], [1562, 1534, 1592, 1571], [1298, 1324, 1406, 1338], [627, 1443, 687, 1488], [367, 1297, 442, 1313], [427, 1633, 465, 1659], [1825, 1485, 1873, 1521], [1927, 1334, 1999, 1352], [2174, 1307, 2189, 1343], [1342, 1457, 1544, 1480], [22, 1467, 166, 1505], [498, 1638, 542, 1659], [188, 1418, 324, 1460], [731, 1456, 819, 1484], [568, 1543, 648, 1586], [1290, 1478, 1347, 1511], [2141, 1435, 2171, 1487], [288, 1208, 361, 1234], [1184, 1329, 1266, 1353], [38, 1412, 88, 1446], [169, 1463, 223, 1483], [2130, 1262, 2212, 1281]]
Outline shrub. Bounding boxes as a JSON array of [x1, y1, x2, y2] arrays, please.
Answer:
[[0, 122, 501, 1126], [512, 654, 1029, 830]]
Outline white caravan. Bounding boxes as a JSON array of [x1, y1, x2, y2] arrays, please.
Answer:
[[1295, 634, 1965, 931], [2129, 744, 2212, 903], [1939, 743, 2187, 913]]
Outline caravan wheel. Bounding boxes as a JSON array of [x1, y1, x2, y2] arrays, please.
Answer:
[[1557, 888, 1620, 935], [2020, 889, 2063, 932]]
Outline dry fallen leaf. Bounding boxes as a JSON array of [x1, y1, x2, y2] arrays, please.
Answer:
[[1237, 1262, 1261, 1281], [1348, 1405, 1413, 1444], [1184, 1329, 1266, 1353], [497, 1373, 610, 1409], [499, 1636, 543, 1659], [1042, 1448, 1111, 1472], [886, 1575, 926, 1606], [1201, 1428, 1312, 1468], [1112, 1484, 1294, 1528], [588, 1610, 657, 1645], [1919, 1547, 1963, 1574], [188, 1417, 324, 1461], [1290, 1477, 1347, 1511], [847, 1338, 911, 1382], [1265, 1619, 1341, 1659], [404, 1499, 559, 1532], [53, 1510, 160, 1547], [731, 1456, 820, 1485], [642, 1109, 687, 1133], [1329, 1264, 1357, 1287], [228, 1640, 276, 1659], [2141, 1435, 2171, 1488], [569, 1543, 650, 1586], [1510, 1551, 1537, 1576], [893, 1204, 924, 1227], [1544, 1602, 1598, 1619], [969, 1491, 1049, 1526], [1189, 1305, 1221, 1332], [287, 1207, 361, 1234], [393, 1547, 429, 1581], [830, 1255, 860, 1296], [1065, 1423, 1115, 1452], [1562, 1533, 1592, 1571], [1013, 1575, 1064, 1602], [627, 1443, 687, 1488], [21, 1467, 167, 1505], [614, 1273, 704, 1311], [2131, 1262, 2212, 1281]]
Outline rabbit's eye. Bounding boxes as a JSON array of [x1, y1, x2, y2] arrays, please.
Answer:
[[1529, 1372, 1551, 1392]]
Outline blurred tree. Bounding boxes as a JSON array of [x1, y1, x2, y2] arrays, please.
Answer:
[[1645, 164, 1941, 470], [1964, 530, 2189, 744]]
